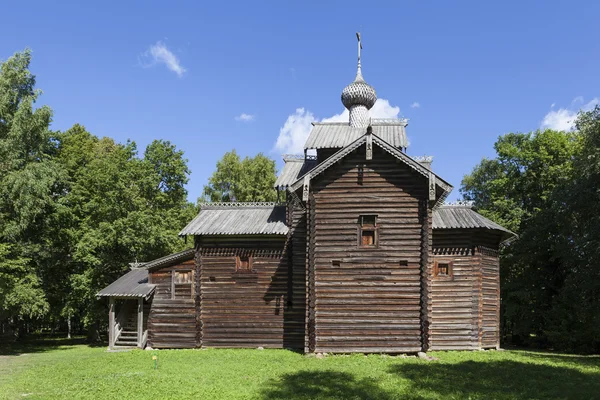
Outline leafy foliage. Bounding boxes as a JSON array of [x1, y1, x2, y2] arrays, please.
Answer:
[[202, 150, 278, 202], [462, 109, 600, 353], [0, 50, 196, 337]]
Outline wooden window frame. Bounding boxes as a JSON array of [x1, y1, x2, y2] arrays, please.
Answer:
[[358, 214, 379, 248], [433, 260, 454, 278], [171, 269, 194, 299], [236, 255, 253, 272]]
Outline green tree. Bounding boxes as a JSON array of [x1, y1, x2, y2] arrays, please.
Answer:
[[461, 129, 581, 348], [542, 106, 600, 352], [203, 150, 278, 202], [0, 50, 59, 333]]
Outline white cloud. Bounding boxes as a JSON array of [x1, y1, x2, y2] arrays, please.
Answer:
[[141, 41, 186, 77], [235, 113, 255, 122], [274, 99, 401, 154], [274, 108, 316, 155], [410, 102, 421, 108], [541, 97, 598, 131]]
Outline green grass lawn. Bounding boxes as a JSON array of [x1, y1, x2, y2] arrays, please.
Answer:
[[1, 339, 599, 400]]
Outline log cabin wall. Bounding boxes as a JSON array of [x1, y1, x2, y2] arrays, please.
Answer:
[[148, 259, 196, 348], [198, 235, 304, 349], [286, 199, 309, 351], [431, 229, 502, 350], [478, 245, 500, 349], [310, 146, 428, 353]]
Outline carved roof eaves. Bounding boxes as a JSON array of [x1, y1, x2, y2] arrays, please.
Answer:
[[198, 202, 285, 210]]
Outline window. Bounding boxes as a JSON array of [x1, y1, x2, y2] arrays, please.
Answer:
[[434, 260, 453, 278], [174, 271, 193, 284], [172, 270, 194, 299], [236, 255, 253, 272], [359, 214, 378, 248], [331, 260, 341, 267]]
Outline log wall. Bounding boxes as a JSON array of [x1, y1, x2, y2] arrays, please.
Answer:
[[430, 229, 502, 350], [198, 236, 304, 349], [148, 259, 196, 348], [310, 146, 428, 353], [479, 246, 500, 349]]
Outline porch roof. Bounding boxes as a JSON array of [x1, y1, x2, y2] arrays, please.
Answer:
[[97, 268, 155, 299]]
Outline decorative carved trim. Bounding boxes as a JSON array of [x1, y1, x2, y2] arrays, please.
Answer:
[[366, 133, 373, 160], [200, 248, 285, 257], [302, 175, 310, 202], [429, 172, 436, 201], [283, 154, 318, 162], [477, 246, 499, 257], [433, 246, 475, 256], [442, 200, 474, 207], [199, 202, 285, 209], [419, 199, 431, 352], [412, 155, 434, 163]]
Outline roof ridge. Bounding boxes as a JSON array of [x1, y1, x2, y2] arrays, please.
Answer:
[[143, 248, 195, 269], [282, 154, 317, 162], [200, 202, 286, 209], [441, 200, 474, 208]]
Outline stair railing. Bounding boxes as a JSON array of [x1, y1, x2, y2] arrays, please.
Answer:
[[113, 301, 133, 346]]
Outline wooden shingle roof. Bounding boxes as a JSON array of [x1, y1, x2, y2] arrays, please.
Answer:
[[179, 203, 289, 236], [305, 119, 408, 150], [97, 269, 155, 299], [434, 204, 516, 242]]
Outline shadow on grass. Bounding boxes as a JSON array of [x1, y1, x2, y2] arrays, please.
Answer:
[[260, 370, 395, 400], [0, 336, 106, 356], [514, 349, 600, 369], [390, 360, 600, 399], [260, 358, 600, 400]]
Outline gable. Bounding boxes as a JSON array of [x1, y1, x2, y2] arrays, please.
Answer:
[[311, 144, 429, 201], [290, 132, 453, 207]]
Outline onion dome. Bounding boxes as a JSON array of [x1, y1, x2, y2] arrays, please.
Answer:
[[341, 64, 377, 110]]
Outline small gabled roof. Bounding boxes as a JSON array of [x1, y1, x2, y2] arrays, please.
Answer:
[[275, 155, 318, 189], [305, 119, 408, 150], [180, 203, 289, 236], [97, 249, 195, 298], [290, 132, 453, 208], [144, 248, 195, 270], [434, 203, 517, 243], [97, 268, 155, 299]]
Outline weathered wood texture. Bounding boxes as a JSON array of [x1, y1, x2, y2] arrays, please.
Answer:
[[148, 260, 196, 348], [310, 146, 428, 353], [430, 230, 502, 350], [479, 246, 500, 349], [198, 236, 304, 349]]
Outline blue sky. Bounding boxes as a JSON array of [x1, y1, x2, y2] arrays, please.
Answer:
[[2, 1, 598, 202]]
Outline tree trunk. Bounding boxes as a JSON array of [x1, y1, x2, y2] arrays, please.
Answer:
[[67, 313, 72, 339]]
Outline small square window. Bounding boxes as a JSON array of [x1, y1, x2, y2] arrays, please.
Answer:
[[174, 271, 193, 284], [332, 260, 341, 267], [361, 230, 376, 246], [399, 260, 408, 267], [361, 215, 377, 227], [358, 215, 379, 248], [236, 255, 252, 272], [438, 263, 449, 275], [434, 260, 453, 277]]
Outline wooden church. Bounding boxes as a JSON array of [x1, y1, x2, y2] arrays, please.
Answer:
[[98, 35, 515, 353]]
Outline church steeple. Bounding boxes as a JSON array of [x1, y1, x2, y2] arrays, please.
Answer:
[[341, 32, 377, 128]]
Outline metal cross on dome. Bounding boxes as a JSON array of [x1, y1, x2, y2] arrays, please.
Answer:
[[356, 32, 362, 63]]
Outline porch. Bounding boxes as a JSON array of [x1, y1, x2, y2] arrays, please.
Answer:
[[97, 267, 155, 350]]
